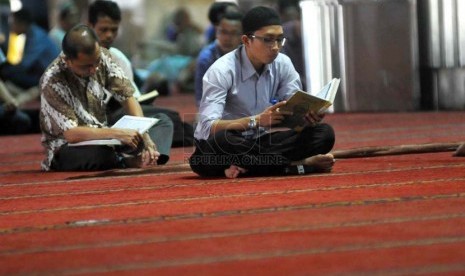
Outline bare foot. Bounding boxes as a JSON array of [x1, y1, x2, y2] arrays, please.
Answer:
[[453, 143, 465, 157], [224, 165, 247, 179], [299, 153, 335, 172]]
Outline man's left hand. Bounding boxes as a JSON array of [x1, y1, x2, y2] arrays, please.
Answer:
[[142, 143, 160, 166], [305, 111, 325, 126], [141, 134, 160, 166]]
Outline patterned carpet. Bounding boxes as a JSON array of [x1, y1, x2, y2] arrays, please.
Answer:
[[1, 109, 465, 275]]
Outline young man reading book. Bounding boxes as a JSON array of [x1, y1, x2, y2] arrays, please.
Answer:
[[190, 6, 335, 178], [39, 24, 173, 171]]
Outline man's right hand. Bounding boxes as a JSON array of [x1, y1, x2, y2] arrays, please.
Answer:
[[257, 101, 287, 127], [3, 102, 18, 114]]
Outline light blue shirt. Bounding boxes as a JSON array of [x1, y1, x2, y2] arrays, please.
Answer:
[[195, 45, 302, 140]]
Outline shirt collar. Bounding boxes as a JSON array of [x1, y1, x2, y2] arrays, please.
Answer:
[[238, 45, 272, 81]]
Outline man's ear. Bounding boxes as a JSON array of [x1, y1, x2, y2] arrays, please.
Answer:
[[241, 35, 250, 46], [63, 56, 72, 66]]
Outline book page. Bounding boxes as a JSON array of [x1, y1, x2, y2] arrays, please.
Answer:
[[68, 139, 122, 147], [111, 115, 159, 134], [69, 116, 158, 147], [315, 82, 332, 100], [327, 78, 341, 103]]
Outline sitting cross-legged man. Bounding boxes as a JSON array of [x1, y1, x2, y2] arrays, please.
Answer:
[[190, 6, 335, 178], [39, 24, 173, 171]]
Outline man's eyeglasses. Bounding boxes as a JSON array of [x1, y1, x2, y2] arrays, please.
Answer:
[[249, 35, 286, 47]]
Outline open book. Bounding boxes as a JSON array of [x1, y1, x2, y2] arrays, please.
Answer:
[[68, 115, 159, 146], [137, 89, 159, 105], [277, 78, 340, 131]]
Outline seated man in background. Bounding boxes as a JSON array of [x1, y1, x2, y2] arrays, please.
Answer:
[[190, 6, 335, 178], [194, 9, 243, 108], [0, 80, 31, 135], [204, 1, 240, 44], [49, 1, 80, 50], [1, 8, 59, 91], [40, 24, 173, 171], [88, 0, 194, 147], [278, 0, 306, 90]]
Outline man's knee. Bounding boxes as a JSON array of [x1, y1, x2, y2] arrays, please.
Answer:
[[153, 113, 174, 129], [318, 123, 335, 147], [302, 123, 335, 153]]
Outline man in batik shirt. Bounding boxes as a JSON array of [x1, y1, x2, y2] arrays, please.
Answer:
[[40, 24, 173, 171]]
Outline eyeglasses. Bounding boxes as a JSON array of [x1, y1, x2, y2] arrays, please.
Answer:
[[249, 35, 286, 47]]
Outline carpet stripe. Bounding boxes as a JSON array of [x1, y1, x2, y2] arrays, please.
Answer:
[[2, 234, 465, 275], [1, 191, 464, 232], [2, 212, 465, 256], [1, 160, 464, 188], [2, 176, 464, 215], [2, 166, 465, 200]]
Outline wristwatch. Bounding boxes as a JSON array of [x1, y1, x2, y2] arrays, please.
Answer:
[[248, 116, 257, 129]]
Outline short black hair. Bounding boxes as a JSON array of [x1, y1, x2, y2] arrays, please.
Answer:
[[62, 24, 99, 59], [88, 0, 121, 25], [59, 2, 77, 21], [242, 6, 281, 35], [12, 8, 33, 25], [219, 10, 243, 23], [208, 2, 238, 25]]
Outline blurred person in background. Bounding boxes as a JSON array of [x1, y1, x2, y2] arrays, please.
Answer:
[[49, 1, 80, 50], [278, 0, 306, 90], [143, 6, 204, 95], [0, 8, 59, 91], [0, 79, 32, 135], [204, 1, 240, 44], [165, 7, 203, 57], [195, 10, 243, 108], [88, 0, 193, 147]]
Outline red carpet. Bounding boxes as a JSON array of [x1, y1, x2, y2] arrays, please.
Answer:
[[1, 107, 465, 274]]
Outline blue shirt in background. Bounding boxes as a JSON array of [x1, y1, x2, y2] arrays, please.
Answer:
[[194, 41, 223, 107], [1, 24, 59, 89]]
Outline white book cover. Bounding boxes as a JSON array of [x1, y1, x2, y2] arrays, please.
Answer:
[[68, 115, 159, 147]]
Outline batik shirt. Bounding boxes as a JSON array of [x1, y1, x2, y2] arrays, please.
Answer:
[[39, 47, 134, 171]]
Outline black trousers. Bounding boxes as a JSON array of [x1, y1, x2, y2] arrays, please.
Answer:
[[108, 104, 193, 147], [108, 112, 173, 165], [50, 113, 173, 171], [51, 145, 123, 171], [189, 123, 335, 177]]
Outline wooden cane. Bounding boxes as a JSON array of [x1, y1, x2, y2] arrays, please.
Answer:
[[331, 142, 464, 159]]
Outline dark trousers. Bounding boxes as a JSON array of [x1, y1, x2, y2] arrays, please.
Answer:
[[189, 123, 335, 177], [51, 145, 123, 171], [51, 113, 174, 171], [0, 107, 32, 135], [108, 104, 193, 147], [108, 111, 174, 165]]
